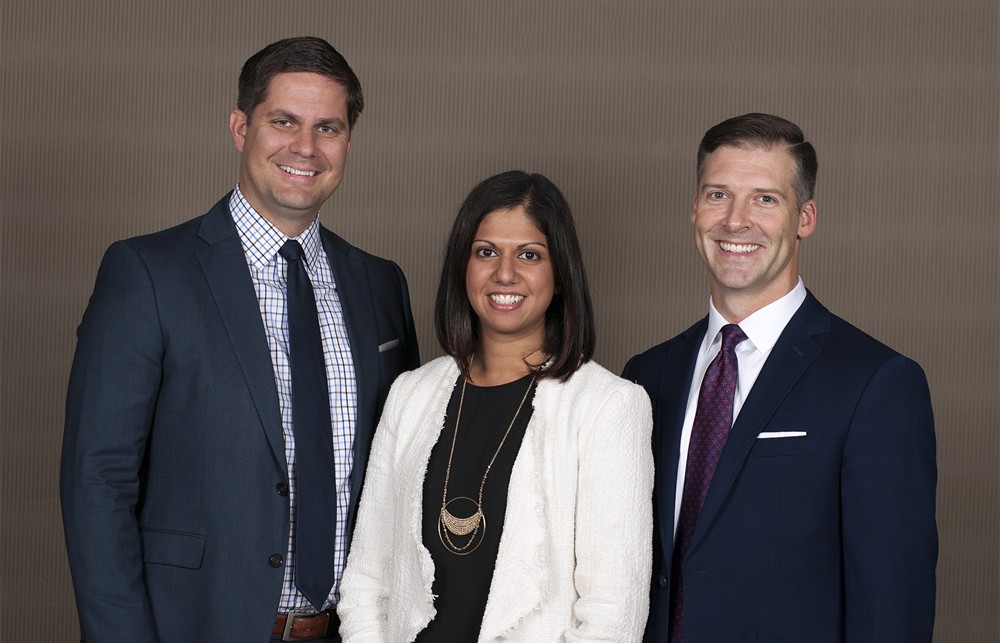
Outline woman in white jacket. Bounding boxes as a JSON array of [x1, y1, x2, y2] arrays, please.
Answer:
[[338, 171, 653, 642]]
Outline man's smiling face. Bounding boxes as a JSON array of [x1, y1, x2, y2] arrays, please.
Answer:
[[229, 71, 352, 236], [692, 144, 816, 319]]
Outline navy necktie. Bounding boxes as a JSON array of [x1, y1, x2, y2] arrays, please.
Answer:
[[669, 323, 746, 642], [279, 239, 337, 610]]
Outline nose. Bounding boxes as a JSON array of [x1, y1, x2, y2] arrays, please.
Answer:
[[723, 200, 751, 231], [289, 128, 316, 157], [493, 254, 516, 284]]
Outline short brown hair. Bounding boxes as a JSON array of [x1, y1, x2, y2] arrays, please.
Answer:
[[697, 113, 818, 209], [237, 36, 364, 128]]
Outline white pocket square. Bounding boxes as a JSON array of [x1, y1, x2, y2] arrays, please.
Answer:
[[757, 431, 807, 439], [378, 339, 400, 353]]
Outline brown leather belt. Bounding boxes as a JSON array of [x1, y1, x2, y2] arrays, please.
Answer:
[[272, 609, 339, 641]]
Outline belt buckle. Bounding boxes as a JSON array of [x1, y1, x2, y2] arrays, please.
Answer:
[[282, 611, 310, 641]]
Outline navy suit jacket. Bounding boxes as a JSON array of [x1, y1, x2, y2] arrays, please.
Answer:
[[61, 196, 420, 643], [623, 292, 937, 643]]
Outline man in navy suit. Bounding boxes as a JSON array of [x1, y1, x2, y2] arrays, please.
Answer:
[[624, 113, 937, 642], [61, 37, 419, 642]]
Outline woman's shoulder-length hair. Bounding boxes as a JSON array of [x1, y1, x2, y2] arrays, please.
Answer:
[[434, 170, 596, 383]]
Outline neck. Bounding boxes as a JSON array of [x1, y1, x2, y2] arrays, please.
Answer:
[[712, 279, 799, 324], [239, 187, 318, 238], [264, 212, 317, 239], [470, 340, 545, 387], [713, 299, 756, 325]]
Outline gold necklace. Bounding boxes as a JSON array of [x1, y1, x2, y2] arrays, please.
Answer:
[[438, 373, 536, 555]]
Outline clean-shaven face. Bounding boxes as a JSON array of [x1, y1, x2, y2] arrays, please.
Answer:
[[229, 71, 352, 236], [692, 144, 816, 317]]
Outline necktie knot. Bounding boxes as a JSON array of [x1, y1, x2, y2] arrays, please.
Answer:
[[720, 324, 747, 353], [279, 239, 305, 264]]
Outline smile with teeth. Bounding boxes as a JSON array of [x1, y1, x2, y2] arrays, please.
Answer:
[[490, 293, 525, 305], [719, 241, 760, 254], [279, 165, 317, 177]]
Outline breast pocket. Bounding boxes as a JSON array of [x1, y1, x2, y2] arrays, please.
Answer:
[[748, 431, 817, 457], [378, 341, 404, 384]]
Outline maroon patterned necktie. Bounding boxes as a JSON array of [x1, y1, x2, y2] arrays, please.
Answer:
[[669, 323, 746, 642]]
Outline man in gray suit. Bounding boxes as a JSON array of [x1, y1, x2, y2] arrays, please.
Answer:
[[61, 37, 419, 642]]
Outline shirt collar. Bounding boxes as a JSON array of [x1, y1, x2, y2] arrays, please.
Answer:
[[229, 184, 323, 271], [703, 278, 807, 357]]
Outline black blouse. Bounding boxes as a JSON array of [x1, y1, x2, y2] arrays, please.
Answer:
[[415, 373, 536, 641]]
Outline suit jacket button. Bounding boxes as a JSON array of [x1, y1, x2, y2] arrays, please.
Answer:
[[276, 482, 289, 496], [659, 574, 668, 588], [269, 554, 284, 568]]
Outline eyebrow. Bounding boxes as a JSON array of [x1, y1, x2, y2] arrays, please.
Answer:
[[703, 183, 789, 198], [472, 238, 547, 248], [261, 110, 346, 129], [262, 109, 300, 123]]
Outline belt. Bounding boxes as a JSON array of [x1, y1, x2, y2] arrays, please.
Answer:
[[272, 609, 339, 641]]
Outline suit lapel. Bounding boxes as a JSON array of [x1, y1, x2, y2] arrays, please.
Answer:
[[690, 295, 828, 552], [319, 229, 377, 519], [195, 198, 285, 470], [655, 321, 705, 564]]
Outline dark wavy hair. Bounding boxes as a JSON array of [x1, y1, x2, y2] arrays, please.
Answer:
[[237, 36, 364, 129], [435, 171, 595, 383], [697, 112, 818, 209]]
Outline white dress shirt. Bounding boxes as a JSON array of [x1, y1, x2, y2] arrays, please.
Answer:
[[672, 279, 807, 533]]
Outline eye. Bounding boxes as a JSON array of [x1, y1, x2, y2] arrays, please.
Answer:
[[273, 119, 292, 127], [474, 247, 497, 258], [707, 190, 726, 200], [519, 250, 542, 261], [757, 194, 778, 205], [318, 124, 342, 135]]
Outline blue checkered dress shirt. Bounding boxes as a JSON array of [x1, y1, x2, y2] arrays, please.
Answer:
[[230, 187, 357, 611]]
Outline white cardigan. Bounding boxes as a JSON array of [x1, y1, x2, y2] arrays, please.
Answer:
[[338, 356, 654, 642]]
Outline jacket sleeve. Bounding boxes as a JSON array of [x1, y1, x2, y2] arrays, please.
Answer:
[[60, 241, 161, 643], [567, 380, 655, 642], [391, 261, 420, 371], [841, 355, 937, 640]]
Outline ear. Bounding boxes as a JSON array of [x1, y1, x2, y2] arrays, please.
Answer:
[[690, 192, 699, 225], [229, 109, 249, 153], [797, 200, 817, 239]]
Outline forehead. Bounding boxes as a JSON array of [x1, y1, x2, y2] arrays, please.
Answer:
[[259, 71, 349, 113], [475, 206, 546, 240], [701, 144, 797, 188]]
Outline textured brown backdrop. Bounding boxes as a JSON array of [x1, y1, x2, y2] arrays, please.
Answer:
[[2, 1, 997, 640]]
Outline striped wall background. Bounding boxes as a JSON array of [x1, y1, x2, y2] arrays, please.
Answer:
[[2, 1, 997, 639]]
